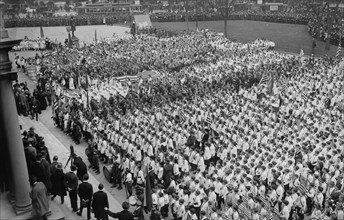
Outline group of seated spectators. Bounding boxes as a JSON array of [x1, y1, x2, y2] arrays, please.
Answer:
[[5, 14, 132, 28], [25, 29, 344, 220], [4, 9, 311, 28]]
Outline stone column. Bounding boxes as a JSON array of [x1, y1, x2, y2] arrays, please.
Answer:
[[0, 1, 32, 214]]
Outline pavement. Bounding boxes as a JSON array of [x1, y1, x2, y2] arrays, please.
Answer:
[[12, 55, 130, 219]]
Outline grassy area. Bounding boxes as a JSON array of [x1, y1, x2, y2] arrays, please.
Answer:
[[153, 20, 339, 57]]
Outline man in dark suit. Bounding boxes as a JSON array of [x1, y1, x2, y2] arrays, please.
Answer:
[[162, 159, 173, 189], [65, 165, 79, 212], [77, 174, 93, 220], [73, 154, 88, 181], [105, 201, 134, 220], [92, 183, 109, 220]]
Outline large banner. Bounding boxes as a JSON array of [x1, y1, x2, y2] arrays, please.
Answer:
[[27, 65, 37, 82], [134, 15, 152, 29]]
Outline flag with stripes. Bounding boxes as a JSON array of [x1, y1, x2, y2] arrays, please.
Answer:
[[53, 98, 59, 111], [180, 111, 186, 122], [297, 183, 309, 194], [301, 90, 308, 101], [336, 40, 342, 59], [259, 72, 271, 87], [279, 75, 288, 97], [258, 194, 271, 211], [52, 97, 59, 115], [205, 115, 212, 124], [273, 203, 280, 215], [239, 205, 251, 219], [87, 103, 93, 118]]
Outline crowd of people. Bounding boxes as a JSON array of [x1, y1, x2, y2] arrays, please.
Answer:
[[12, 37, 56, 51], [22, 28, 343, 220], [13, 69, 53, 120], [4, 9, 311, 29], [308, 18, 344, 47], [23, 125, 112, 220], [5, 14, 131, 28]]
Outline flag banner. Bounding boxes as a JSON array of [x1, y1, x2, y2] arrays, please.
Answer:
[[258, 194, 271, 211], [180, 111, 186, 122], [206, 116, 212, 124], [279, 75, 288, 97], [297, 183, 309, 194], [258, 72, 273, 93], [239, 205, 251, 219], [335, 37, 342, 59], [301, 90, 308, 101]]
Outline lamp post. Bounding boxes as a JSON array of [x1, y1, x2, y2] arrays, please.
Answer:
[[195, 0, 198, 30], [66, 26, 72, 48], [222, 0, 230, 38]]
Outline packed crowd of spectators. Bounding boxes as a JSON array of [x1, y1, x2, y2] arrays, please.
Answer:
[[4, 9, 311, 28], [5, 14, 132, 28], [308, 18, 344, 47], [150, 10, 309, 25], [23, 29, 344, 220]]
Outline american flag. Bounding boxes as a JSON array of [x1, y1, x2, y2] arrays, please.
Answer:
[[258, 194, 271, 211], [52, 97, 59, 115], [259, 72, 272, 88], [87, 103, 94, 118], [279, 75, 288, 97], [301, 90, 308, 101], [180, 111, 186, 122], [297, 183, 309, 194], [239, 205, 251, 219], [206, 115, 212, 124], [273, 203, 280, 215], [335, 40, 342, 59]]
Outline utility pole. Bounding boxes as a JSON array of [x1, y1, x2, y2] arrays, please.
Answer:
[[185, 0, 189, 32], [195, 0, 198, 30], [325, 0, 330, 51], [224, 0, 230, 38]]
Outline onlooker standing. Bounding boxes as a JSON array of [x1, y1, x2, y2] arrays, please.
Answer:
[[92, 183, 109, 220], [65, 165, 79, 212], [73, 154, 88, 181], [50, 155, 59, 176], [29, 176, 50, 220], [105, 201, 134, 220], [50, 163, 67, 204], [77, 174, 93, 220]]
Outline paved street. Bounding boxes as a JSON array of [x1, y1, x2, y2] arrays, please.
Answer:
[[15, 57, 129, 219]]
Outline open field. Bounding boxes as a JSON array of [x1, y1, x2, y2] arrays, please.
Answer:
[[6, 20, 340, 57], [7, 25, 130, 43], [153, 20, 340, 57]]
